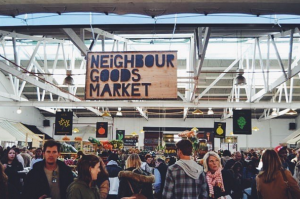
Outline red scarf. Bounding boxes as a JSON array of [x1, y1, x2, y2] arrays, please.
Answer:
[[206, 168, 225, 198]]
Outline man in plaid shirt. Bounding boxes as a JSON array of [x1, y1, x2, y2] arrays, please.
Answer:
[[162, 140, 208, 199]]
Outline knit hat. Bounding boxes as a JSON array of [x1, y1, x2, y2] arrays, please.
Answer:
[[274, 145, 287, 153]]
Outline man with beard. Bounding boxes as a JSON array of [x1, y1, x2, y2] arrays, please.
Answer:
[[23, 140, 74, 199], [162, 140, 208, 199]]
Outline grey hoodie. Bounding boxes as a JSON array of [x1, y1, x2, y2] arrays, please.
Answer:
[[175, 159, 203, 179]]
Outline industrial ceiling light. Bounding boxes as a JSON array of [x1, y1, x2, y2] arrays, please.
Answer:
[[271, 108, 278, 116], [140, 129, 145, 133], [191, 127, 198, 132], [17, 107, 22, 114], [286, 109, 298, 115], [102, 110, 111, 117], [207, 108, 214, 115], [72, 128, 79, 133], [192, 109, 203, 115], [131, 132, 137, 136], [252, 126, 259, 131], [116, 107, 122, 116], [63, 70, 74, 86], [234, 69, 246, 86]]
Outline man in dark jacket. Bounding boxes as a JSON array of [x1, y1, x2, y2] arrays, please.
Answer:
[[154, 158, 168, 199], [22, 140, 74, 199], [106, 153, 123, 199]]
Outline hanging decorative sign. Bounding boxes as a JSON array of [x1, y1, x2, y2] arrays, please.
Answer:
[[85, 51, 177, 100], [116, 130, 125, 141], [55, 112, 73, 135], [233, 110, 252, 135], [214, 122, 226, 138], [96, 122, 108, 138]]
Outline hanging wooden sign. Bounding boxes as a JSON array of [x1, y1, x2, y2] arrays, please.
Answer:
[[96, 122, 108, 138], [55, 112, 73, 135], [85, 51, 177, 100], [233, 110, 252, 135], [214, 122, 226, 138]]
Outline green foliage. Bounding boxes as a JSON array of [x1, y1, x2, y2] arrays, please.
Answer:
[[109, 140, 124, 149], [237, 116, 246, 129]]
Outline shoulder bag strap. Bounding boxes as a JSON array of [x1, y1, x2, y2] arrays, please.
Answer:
[[127, 180, 135, 194], [280, 169, 290, 188]]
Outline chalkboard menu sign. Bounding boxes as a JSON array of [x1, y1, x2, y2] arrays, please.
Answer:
[[123, 137, 137, 146]]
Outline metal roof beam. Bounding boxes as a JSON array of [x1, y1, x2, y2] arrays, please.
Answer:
[[0, 61, 102, 116], [136, 107, 148, 121], [85, 28, 132, 43], [61, 28, 89, 56], [249, 64, 300, 102], [1, 101, 300, 109]]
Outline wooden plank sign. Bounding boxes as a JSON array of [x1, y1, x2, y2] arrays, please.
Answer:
[[85, 51, 177, 100]]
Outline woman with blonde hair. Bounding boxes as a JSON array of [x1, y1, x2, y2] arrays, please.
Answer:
[[256, 149, 300, 199], [118, 154, 155, 199], [203, 151, 234, 199]]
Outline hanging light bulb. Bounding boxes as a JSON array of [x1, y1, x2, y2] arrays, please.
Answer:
[[17, 107, 22, 114], [116, 107, 122, 116], [207, 108, 214, 115], [252, 126, 259, 131], [192, 109, 203, 115], [286, 109, 298, 115]]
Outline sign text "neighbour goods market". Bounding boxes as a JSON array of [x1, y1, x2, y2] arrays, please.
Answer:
[[85, 51, 177, 100]]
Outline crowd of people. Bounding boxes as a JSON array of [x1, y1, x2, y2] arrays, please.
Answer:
[[1, 141, 300, 199]]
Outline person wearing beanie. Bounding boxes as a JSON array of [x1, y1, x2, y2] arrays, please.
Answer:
[[106, 153, 122, 199]]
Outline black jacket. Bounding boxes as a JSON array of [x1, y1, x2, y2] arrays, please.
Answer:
[[106, 161, 122, 177], [22, 160, 74, 199], [118, 167, 155, 199], [156, 163, 168, 194]]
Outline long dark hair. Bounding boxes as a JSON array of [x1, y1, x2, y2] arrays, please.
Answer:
[[257, 149, 282, 183], [0, 162, 8, 199], [0, 148, 20, 166], [77, 155, 100, 185]]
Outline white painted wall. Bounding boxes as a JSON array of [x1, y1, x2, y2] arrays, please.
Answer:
[[42, 116, 295, 151]]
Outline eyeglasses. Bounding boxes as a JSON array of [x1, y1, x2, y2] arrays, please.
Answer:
[[52, 170, 57, 183]]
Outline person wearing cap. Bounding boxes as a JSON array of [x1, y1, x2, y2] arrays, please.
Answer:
[[274, 145, 291, 172]]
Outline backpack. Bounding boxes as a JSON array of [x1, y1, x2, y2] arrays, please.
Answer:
[[124, 180, 147, 199]]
